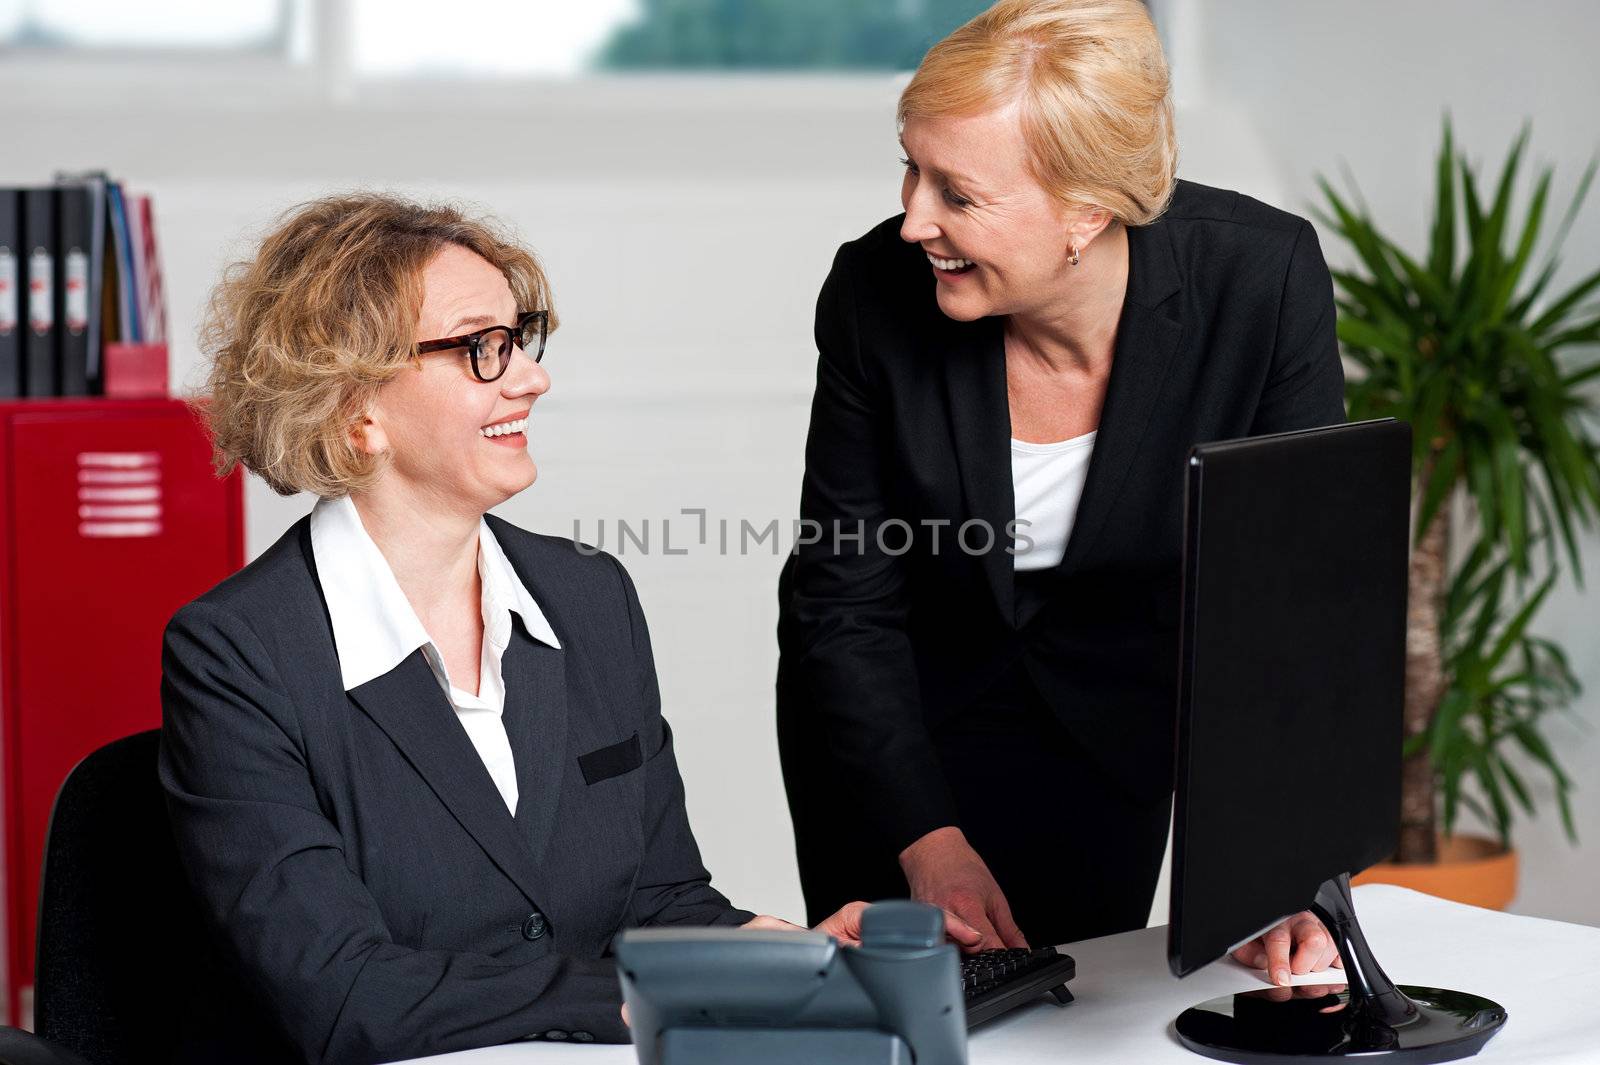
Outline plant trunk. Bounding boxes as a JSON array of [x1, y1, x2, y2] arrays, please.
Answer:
[[1399, 466, 1450, 864]]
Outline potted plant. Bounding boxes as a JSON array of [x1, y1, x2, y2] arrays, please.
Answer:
[[1317, 119, 1600, 907]]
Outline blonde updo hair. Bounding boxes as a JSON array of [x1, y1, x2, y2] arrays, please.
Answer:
[[198, 193, 557, 498], [899, 0, 1177, 226]]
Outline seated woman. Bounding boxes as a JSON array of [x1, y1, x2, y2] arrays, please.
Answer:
[[160, 194, 930, 1064]]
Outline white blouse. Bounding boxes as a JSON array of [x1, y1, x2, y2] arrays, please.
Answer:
[[1010, 430, 1098, 571]]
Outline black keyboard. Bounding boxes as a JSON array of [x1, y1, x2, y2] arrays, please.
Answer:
[[961, 946, 1077, 1027]]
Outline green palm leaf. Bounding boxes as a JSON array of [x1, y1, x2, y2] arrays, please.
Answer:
[[1323, 118, 1599, 849]]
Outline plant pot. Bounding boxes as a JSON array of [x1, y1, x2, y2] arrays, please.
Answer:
[[1352, 834, 1517, 910]]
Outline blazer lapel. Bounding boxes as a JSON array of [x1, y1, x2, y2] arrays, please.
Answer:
[[943, 313, 1015, 624], [1018, 219, 1185, 627], [482, 515, 576, 866], [347, 654, 548, 907], [500, 624, 570, 864]]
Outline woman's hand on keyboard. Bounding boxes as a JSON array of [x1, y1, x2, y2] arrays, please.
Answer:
[[899, 827, 1029, 952]]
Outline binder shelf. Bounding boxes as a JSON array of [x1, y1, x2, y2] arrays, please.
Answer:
[[0, 398, 243, 1026]]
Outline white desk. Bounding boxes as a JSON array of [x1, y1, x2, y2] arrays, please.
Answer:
[[403, 886, 1599, 1064]]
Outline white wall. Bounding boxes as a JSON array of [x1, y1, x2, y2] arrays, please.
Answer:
[[1168, 0, 1600, 926], [4, 0, 1598, 930], [5, 73, 914, 925]]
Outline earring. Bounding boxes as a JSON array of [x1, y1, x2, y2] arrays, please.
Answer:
[[1070, 244, 1081, 267]]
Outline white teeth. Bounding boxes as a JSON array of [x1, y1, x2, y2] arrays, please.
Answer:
[[927, 253, 974, 271], [481, 417, 528, 438]]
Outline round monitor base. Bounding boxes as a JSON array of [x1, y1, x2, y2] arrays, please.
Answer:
[[1175, 984, 1507, 1064]]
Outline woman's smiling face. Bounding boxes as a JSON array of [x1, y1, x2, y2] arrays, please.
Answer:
[[361, 243, 551, 517], [899, 101, 1093, 323]]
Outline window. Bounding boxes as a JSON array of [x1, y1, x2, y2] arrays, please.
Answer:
[[599, 0, 988, 72], [0, 0, 295, 53], [349, 0, 989, 78], [3, 0, 994, 80], [349, 0, 637, 78]]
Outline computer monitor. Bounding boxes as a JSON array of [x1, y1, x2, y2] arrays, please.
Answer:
[[1166, 419, 1508, 1063]]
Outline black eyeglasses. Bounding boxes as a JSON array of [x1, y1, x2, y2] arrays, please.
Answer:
[[415, 310, 548, 382]]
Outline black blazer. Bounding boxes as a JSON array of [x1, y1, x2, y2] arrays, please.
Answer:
[[160, 516, 750, 1064], [777, 180, 1346, 896]]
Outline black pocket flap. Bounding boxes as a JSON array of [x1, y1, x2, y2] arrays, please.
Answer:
[[578, 732, 642, 785]]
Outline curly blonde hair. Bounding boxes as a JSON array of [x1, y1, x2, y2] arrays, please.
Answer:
[[198, 193, 558, 498], [899, 0, 1177, 226]]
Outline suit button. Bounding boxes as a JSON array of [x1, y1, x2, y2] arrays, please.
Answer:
[[572, 1031, 594, 1043], [546, 1030, 569, 1041], [521, 912, 548, 941]]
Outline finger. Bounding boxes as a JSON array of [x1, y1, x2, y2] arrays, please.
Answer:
[[990, 895, 1030, 950], [741, 914, 791, 932], [1263, 922, 1293, 987], [943, 894, 1003, 951], [1289, 914, 1329, 975], [1332, 954, 1344, 969], [942, 910, 984, 950], [1299, 915, 1340, 973], [833, 901, 868, 944], [970, 922, 1006, 951], [1232, 941, 1268, 970]]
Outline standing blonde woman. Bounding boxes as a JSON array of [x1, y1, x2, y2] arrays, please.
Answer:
[[779, 0, 1344, 987], [160, 195, 916, 1064]]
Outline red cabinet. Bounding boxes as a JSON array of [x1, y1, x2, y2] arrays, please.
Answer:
[[0, 399, 243, 1024]]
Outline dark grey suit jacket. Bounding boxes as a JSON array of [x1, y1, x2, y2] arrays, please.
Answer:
[[160, 515, 751, 1064]]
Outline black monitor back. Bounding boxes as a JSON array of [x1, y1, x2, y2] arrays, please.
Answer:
[[1168, 419, 1411, 977]]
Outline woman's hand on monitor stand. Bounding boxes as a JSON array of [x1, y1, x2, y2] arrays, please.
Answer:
[[1231, 910, 1344, 986]]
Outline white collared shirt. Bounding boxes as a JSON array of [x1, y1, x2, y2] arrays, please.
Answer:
[[309, 494, 561, 814]]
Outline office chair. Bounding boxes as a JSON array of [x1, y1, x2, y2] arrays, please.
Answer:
[[0, 1028, 90, 1065], [31, 729, 277, 1065], [33, 730, 190, 1063]]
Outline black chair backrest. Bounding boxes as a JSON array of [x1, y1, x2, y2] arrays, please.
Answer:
[[0, 1027, 92, 1065], [35, 731, 196, 1063], [33, 729, 285, 1065]]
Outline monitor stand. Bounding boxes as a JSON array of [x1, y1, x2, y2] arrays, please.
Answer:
[[1174, 873, 1507, 1063]]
